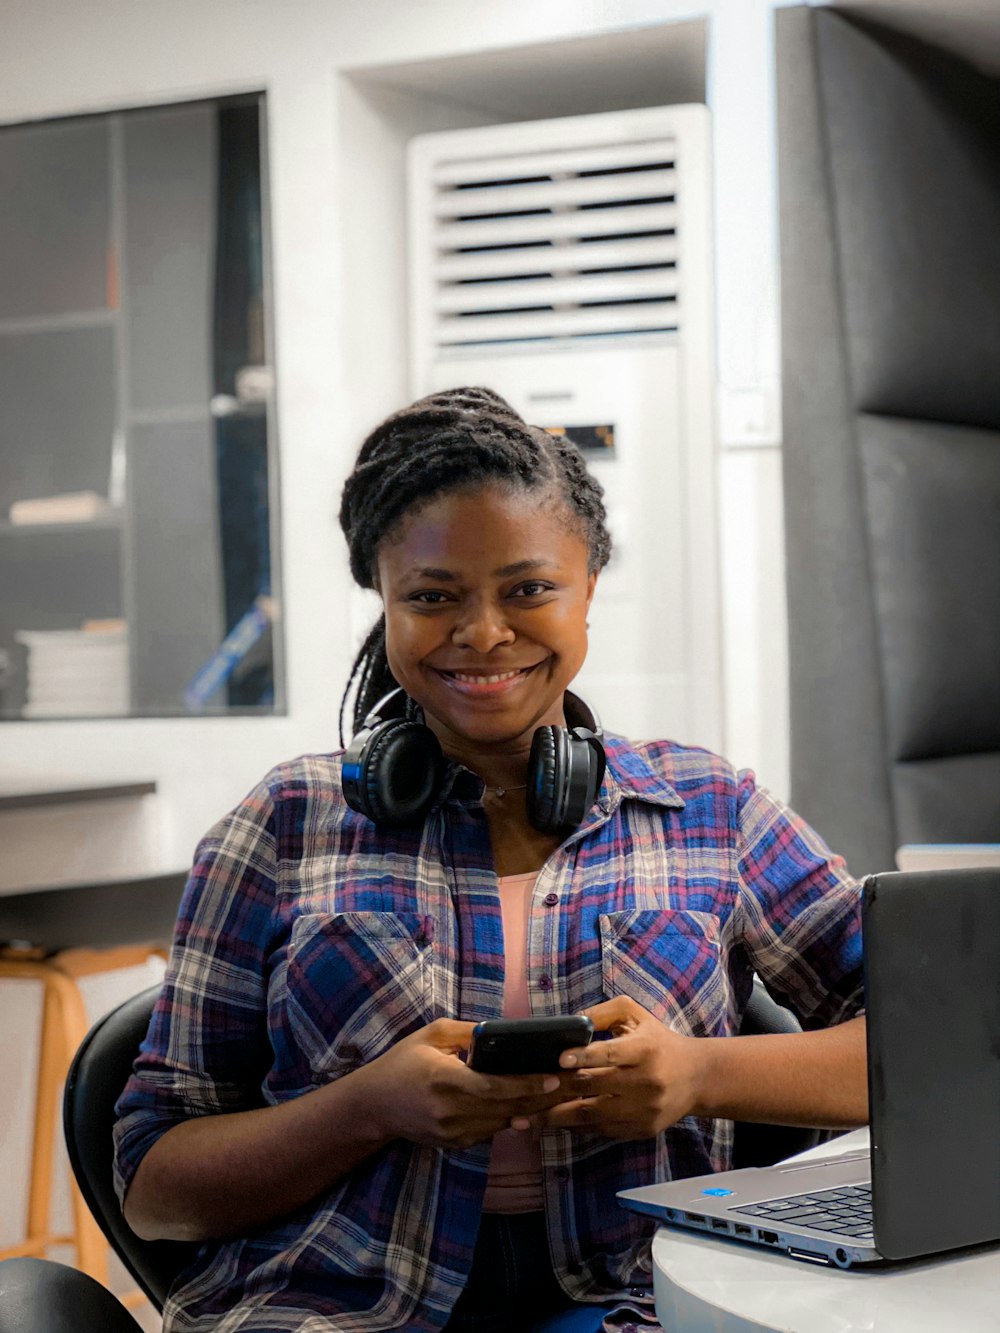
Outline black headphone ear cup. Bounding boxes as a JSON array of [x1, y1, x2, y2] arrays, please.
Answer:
[[527, 726, 568, 835], [352, 720, 443, 826], [527, 723, 606, 836]]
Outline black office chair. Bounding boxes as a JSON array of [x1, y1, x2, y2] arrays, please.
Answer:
[[63, 985, 197, 1314], [55, 978, 828, 1323], [731, 979, 832, 1168], [0, 1256, 145, 1333]]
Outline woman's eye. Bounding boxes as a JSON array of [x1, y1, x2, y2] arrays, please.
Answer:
[[513, 581, 552, 598], [408, 590, 450, 605]]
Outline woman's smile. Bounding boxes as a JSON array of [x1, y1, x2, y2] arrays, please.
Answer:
[[432, 662, 544, 695]]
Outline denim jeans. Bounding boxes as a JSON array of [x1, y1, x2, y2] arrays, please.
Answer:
[[443, 1212, 617, 1333]]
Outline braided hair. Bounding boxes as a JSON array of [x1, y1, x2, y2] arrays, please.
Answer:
[[338, 386, 612, 742]]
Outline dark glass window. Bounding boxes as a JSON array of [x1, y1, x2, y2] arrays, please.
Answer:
[[0, 93, 283, 718]]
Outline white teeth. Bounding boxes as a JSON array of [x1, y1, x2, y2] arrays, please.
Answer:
[[450, 669, 523, 684]]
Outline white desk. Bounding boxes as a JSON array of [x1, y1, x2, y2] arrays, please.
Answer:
[[0, 778, 159, 893], [651, 1131, 1000, 1333]]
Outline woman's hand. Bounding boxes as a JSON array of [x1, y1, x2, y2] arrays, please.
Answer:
[[124, 1016, 576, 1243], [356, 1017, 577, 1150], [535, 997, 869, 1140], [534, 996, 703, 1140]]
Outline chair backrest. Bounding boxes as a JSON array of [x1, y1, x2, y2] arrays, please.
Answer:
[[0, 1257, 145, 1333], [63, 985, 197, 1312], [732, 979, 831, 1169]]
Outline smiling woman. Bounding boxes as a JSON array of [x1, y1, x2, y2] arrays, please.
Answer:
[[112, 387, 867, 1333]]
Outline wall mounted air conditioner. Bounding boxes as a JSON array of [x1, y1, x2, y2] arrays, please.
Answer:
[[407, 106, 722, 750]]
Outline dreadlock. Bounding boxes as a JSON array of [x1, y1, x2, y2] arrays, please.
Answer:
[[338, 386, 612, 743]]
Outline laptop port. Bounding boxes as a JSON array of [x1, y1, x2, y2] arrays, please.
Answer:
[[759, 1230, 779, 1244], [734, 1224, 752, 1238], [682, 1212, 707, 1226], [788, 1247, 832, 1266], [710, 1218, 728, 1231]]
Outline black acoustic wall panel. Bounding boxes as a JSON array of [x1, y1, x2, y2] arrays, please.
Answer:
[[859, 416, 1000, 762], [777, 7, 1000, 875], [818, 17, 1000, 428]]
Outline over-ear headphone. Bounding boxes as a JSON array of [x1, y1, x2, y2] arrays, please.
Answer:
[[341, 687, 606, 836]]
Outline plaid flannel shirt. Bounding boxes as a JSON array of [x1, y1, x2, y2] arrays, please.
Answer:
[[113, 733, 863, 1331]]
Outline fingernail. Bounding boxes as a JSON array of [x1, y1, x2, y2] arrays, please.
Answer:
[[511, 1117, 530, 1131], [542, 1076, 560, 1092], [560, 1054, 577, 1068]]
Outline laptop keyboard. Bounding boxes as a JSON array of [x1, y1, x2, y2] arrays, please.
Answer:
[[732, 1183, 874, 1239]]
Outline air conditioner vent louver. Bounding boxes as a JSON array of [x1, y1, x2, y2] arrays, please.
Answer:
[[427, 137, 681, 348]]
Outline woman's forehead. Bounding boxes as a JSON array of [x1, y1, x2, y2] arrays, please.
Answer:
[[378, 483, 587, 569]]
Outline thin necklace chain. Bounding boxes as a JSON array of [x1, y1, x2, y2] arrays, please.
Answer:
[[486, 782, 528, 798]]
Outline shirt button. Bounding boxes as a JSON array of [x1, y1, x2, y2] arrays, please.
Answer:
[[622, 1324, 637, 1333], [555, 1166, 569, 1181], [543, 892, 559, 907], [538, 974, 553, 991]]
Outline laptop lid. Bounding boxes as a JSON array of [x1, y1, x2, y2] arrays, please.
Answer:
[[863, 867, 1000, 1261]]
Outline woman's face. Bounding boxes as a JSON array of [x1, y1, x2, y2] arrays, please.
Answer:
[[377, 484, 596, 760]]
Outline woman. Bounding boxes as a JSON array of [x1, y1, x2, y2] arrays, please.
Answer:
[[114, 388, 867, 1332]]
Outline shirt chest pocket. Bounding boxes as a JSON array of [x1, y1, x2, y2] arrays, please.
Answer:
[[599, 908, 727, 1036], [285, 911, 436, 1080]]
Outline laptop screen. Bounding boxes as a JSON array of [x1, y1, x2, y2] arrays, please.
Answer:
[[863, 867, 1000, 1260]]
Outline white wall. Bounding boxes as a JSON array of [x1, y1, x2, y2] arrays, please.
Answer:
[[0, 0, 802, 1259]]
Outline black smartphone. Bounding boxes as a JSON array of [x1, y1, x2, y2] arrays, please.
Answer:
[[468, 1014, 594, 1075]]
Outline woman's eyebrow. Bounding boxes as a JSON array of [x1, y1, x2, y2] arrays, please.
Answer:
[[410, 566, 457, 581], [495, 559, 549, 577], [408, 559, 550, 581]]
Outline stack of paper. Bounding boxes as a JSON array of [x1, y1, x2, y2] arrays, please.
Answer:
[[16, 622, 129, 717]]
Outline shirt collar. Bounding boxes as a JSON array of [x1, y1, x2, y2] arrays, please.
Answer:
[[600, 733, 686, 812], [439, 763, 486, 805]]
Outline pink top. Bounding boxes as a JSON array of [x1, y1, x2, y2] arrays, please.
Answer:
[[482, 870, 545, 1213]]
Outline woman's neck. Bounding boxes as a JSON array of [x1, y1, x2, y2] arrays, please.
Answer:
[[440, 741, 534, 795], [482, 793, 563, 877]]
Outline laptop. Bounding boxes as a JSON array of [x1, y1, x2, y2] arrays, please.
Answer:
[[618, 867, 1000, 1269]]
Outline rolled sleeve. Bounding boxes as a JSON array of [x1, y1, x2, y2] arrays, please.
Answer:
[[112, 783, 279, 1204], [734, 770, 864, 1030]]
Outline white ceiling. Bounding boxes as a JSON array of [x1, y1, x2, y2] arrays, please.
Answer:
[[831, 0, 1000, 78], [347, 4, 996, 123], [346, 20, 707, 124]]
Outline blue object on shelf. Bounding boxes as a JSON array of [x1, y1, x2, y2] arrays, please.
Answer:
[[183, 595, 274, 708]]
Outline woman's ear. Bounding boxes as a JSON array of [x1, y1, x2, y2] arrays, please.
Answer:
[[585, 571, 598, 609]]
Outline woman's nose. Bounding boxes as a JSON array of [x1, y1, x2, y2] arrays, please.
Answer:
[[451, 600, 515, 652]]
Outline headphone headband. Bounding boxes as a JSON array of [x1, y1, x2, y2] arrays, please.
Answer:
[[563, 689, 602, 741], [360, 686, 408, 730]]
